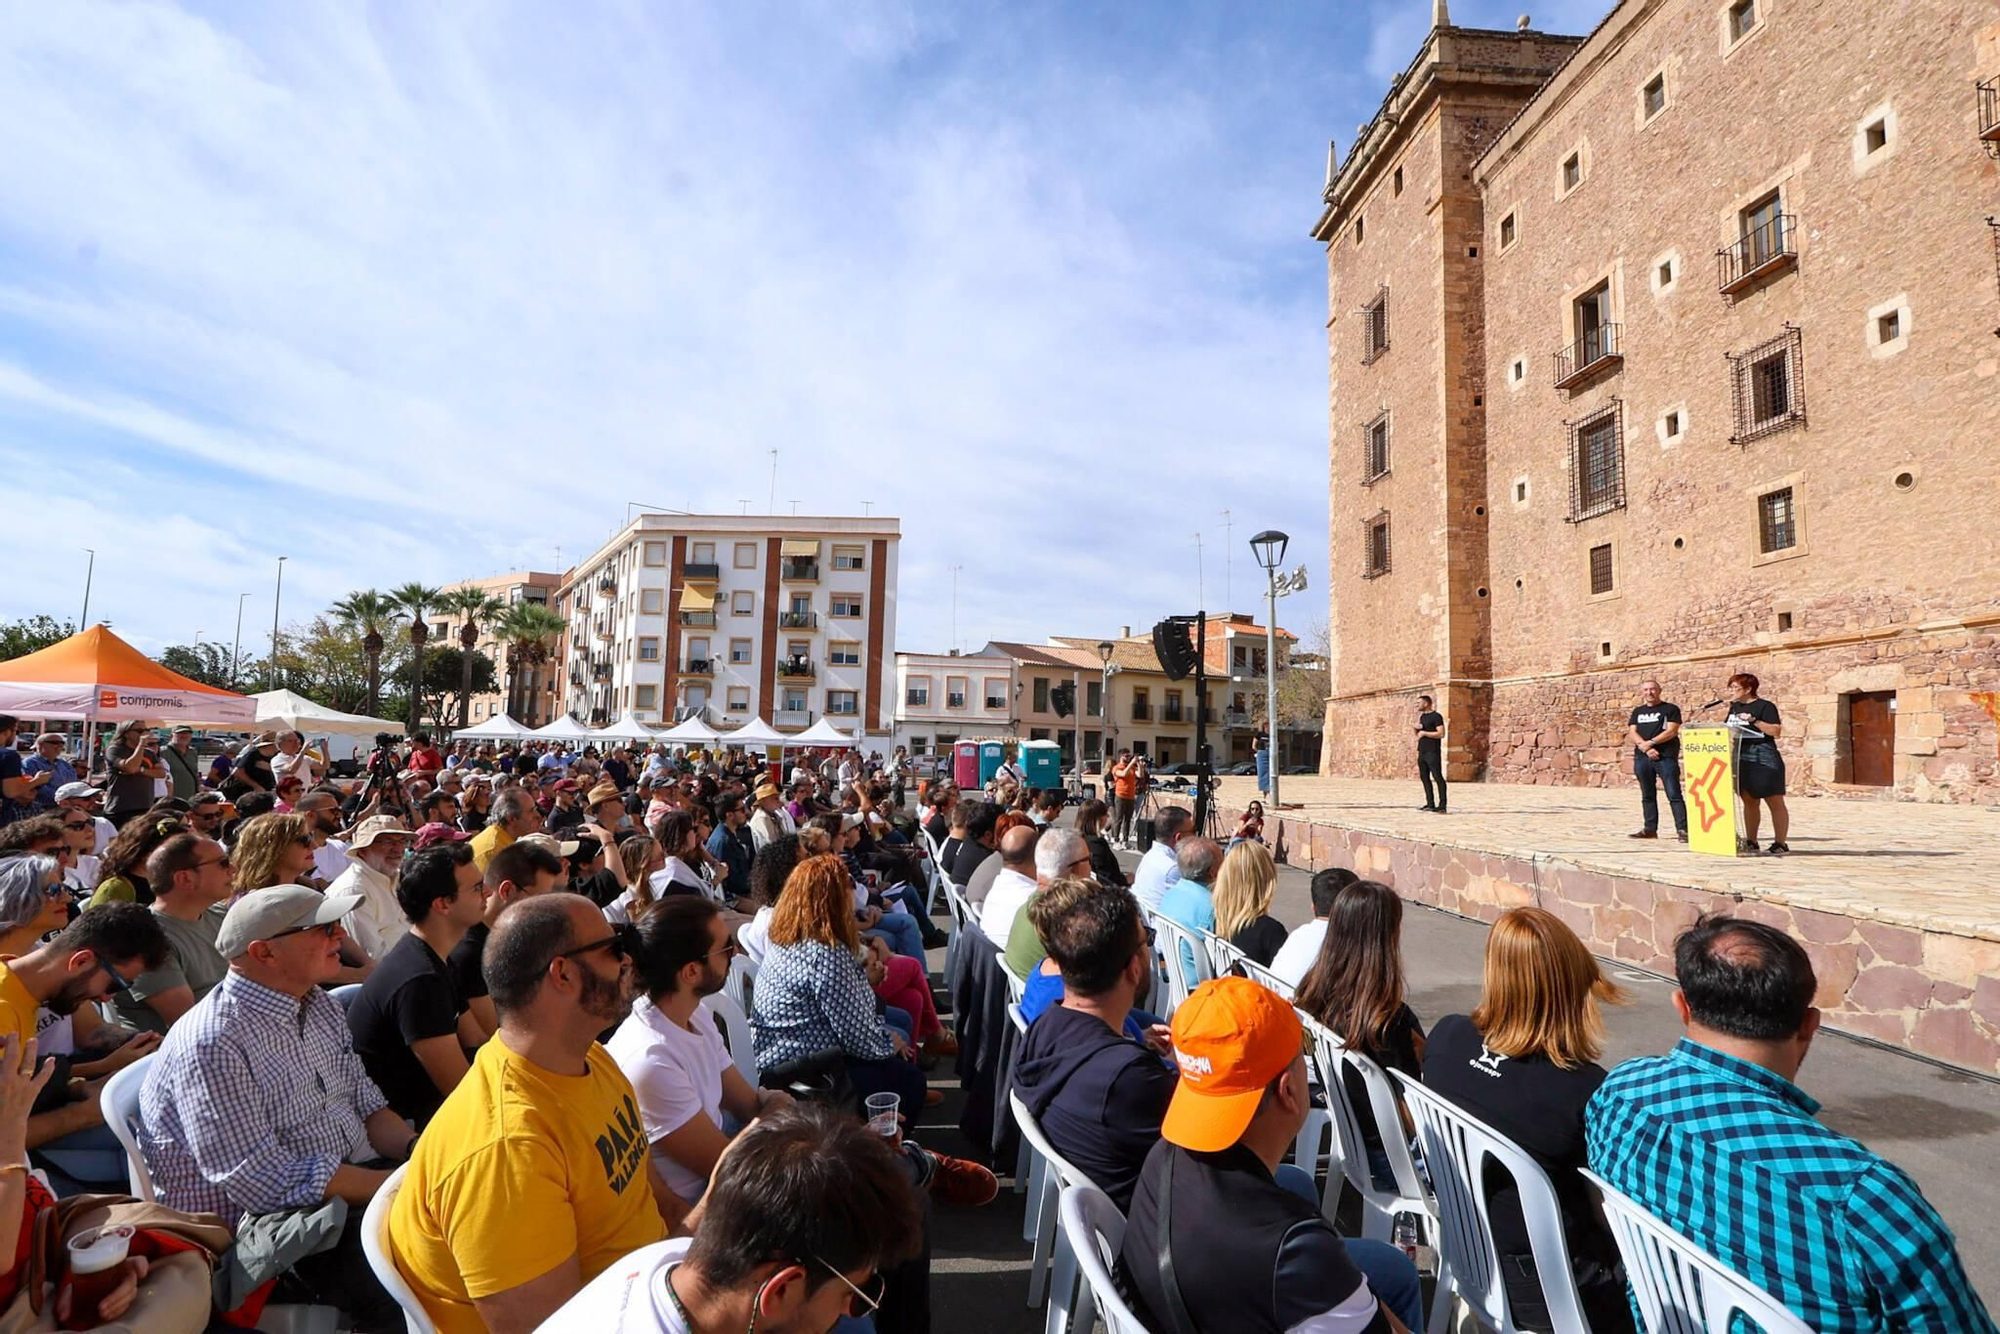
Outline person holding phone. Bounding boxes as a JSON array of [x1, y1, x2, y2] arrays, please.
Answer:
[[105, 722, 168, 827]]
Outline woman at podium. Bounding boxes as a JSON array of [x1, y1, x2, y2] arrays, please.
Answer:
[[1725, 672, 1789, 856]]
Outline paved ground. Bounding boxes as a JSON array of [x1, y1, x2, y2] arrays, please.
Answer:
[[919, 837, 2000, 1331]]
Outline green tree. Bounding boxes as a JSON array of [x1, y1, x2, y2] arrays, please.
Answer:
[[389, 584, 444, 736], [436, 588, 509, 729], [494, 603, 567, 726], [331, 590, 402, 718], [0, 615, 77, 662], [158, 642, 252, 689], [415, 647, 496, 729], [267, 616, 379, 715]]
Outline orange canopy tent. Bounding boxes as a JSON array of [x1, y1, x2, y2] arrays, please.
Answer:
[[0, 625, 257, 726]]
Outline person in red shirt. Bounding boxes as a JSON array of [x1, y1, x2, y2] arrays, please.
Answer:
[[407, 733, 446, 776]]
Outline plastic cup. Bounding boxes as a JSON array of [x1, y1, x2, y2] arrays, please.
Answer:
[[865, 1092, 900, 1137], [67, 1225, 134, 1324]]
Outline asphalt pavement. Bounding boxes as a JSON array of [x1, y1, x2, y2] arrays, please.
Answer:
[[916, 842, 2000, 1331]]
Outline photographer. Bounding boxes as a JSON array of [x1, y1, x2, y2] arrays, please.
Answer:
[[219, 733, 277, 805], [105, 722, 168, 827]]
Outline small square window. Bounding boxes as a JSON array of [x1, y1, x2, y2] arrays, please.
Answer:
[[733, 542, 758, 568], [731, 591, 754, 616], [1562, 153, 1581, 191], [1643, 74, 1667, 119], [1510, 358, 1525, 383], [1864, 119, 1888, 154], [1665, 410, 1682, 439], [1728, 0, 1757, 42], [1355, 215, 1365, 244], [1500, 212, 1517, 248], [1876, 311, 1901, 343], [1589, 544, 1615, 595], [1758, 487, 1796, 553], [640, 588, 664, 615], [1658, 258, 1674, 287], [1776, 611, 1794, 631], [1393, 166, 1404, 196], [1514, 480, 1529, 503]]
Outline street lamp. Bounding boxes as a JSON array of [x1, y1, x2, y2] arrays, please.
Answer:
[[80, 550, 95, 630], [231, 593, 250, 689], [1249, 530, 1289, 811], [1096, 640, 1116, 762], [270, 557, 288, 688]]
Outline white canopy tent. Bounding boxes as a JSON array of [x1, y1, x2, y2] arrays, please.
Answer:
[[594, 712, 662, 743], [452, 713, 536, 740], [719, 717, 790, 749], [532, 714, 596, 741], [655, 714, 724, 744], [251, 689, 403, 740], [790, 717, 856, 746]]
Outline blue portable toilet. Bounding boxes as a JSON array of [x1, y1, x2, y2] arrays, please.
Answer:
[[978, 740, 1008, 784], [1019, 739, 1062, 789]]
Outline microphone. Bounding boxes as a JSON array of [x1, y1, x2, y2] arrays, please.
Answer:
[[1701, 698, 1725, 709]]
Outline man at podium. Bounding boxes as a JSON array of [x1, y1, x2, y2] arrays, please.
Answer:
[[1624, 680, 1687, 841]]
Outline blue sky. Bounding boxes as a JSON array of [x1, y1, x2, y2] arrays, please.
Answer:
[[0, 0, 1605, 657]]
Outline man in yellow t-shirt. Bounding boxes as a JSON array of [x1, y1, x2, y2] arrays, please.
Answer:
[[467, 787, 542, 873], [390, 894, 688, 1334]]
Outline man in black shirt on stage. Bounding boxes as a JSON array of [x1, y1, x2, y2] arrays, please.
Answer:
[[1414, 696, 1446, 814], [1625, 680, 1687, 842]]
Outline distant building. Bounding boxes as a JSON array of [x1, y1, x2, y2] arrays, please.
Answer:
[[436, 572, 563, 727], [892, 651, 1014, 758], [552, 515, 899, 736]]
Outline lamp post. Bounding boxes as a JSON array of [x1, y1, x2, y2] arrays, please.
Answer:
[[270, 557, 288, 688], [1096, 639, 1115, 762], [80, 549, 95, 630], [230, 593, 249, 689], [1248, 529, 1290, 812]]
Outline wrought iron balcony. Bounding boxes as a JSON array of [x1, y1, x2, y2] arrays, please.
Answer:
[[596, 575, 616, 595], [678, 610, 717, 628], [593, 618, 613, 640], [591, 664, 612, 682], [778, 657, 816, 679], [1131, 705, 1151, 722], [682, 657, 713, 675], [1980, 77, 2000, 153], [779, 610, 817, 629], [1163, 706, 1185, 723], [775, 707, 815, 727], [781, 559, 820, 581], [588, 708, 608, 724], [682, 561, 720, 581], [1553, 324, 1623, 390], [1717, 215, 1797, 294], [1223, 709, 1252, 728]]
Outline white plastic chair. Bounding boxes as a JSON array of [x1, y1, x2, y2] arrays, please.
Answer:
[[331, 983, 364, 1011], [101, 1054, 156, 1201], [1299, 1010, 1434, 1243], [700, 991, 759, 1086], [1235, 956, 1295, 1000], [722, 951, 758, 1016], [1201, 928, 1247, 981], [1150, 916, 1213, 1015], [360, 1163, 441, 1333], [1581, 1169, 1811, 1334], [1005, 1002, 1034, 1201], [1010, 1090, 1105, 1322], [1394, 1072, 1588, 1334], [1057, 1184, 1154, 1334]]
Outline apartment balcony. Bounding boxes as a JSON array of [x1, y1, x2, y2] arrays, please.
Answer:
[[591, 665, 612, 683], [1162, 707, 1185, 724], [775, 707, 815, 727], [674, 704, 712, 723], [1223, 709, 1252, 728], [678, 610, 717, 628], [1131, 705, 1151, 722], [596, 575, 616, 596], [779, 610, 817, 629], [682, 561, 720, 581], [1717, 216, 1797, 294], [780, 559, 820, 582], [593, 619, 613, 640], [1553, 324, 1623, 391], [588, 708, 608, 724], [1979, 77, 2000, 152], [778, 657, 816, 679], [682, 657, 714, 676]]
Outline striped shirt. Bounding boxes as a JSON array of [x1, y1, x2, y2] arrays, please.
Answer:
[[139, 970, 386, 1227], [1586, 1038, 1994, 1334]]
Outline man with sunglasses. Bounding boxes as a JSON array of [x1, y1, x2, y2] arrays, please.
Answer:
[[390, 893, 692, 1334], [113, 833, 233, 1032], [139, 884, 414, 1330]]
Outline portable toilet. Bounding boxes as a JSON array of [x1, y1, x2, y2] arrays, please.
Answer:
[[978, 739, 1008, 784], [953, 741, 980, 788], [1019, 739, 1062, 789]]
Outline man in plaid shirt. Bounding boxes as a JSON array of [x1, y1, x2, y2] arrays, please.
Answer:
[[1588, 915, 1993, 1333]]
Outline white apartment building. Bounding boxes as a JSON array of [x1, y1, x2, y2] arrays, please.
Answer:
[[892, 650, 1014, 757], [437, 571, 563, 727], [553, 514, 900, 736]]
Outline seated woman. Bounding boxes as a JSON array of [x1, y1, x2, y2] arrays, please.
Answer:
[[1232, 799, 1265, 845], [750, 855, 937, 1116], [1074, 800, 1128, 888], [809, 815, 926, 963], [88, 813, 187, 907], [1421, 907, 1634, 1334], [1213, 839, 1286, 966]]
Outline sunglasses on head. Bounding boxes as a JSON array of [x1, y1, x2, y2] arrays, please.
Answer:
[[559, 921, 639, 963]]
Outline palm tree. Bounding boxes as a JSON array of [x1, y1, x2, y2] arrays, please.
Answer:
[[438, 588, 508, 729], [495, 602, 568, 726], [390, 583, 444, 734], [331, 589, 403, 718]]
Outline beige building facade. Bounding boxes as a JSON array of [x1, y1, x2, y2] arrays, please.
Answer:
[[1318, 0, 2000, 801], [437, 571, 563, 727]]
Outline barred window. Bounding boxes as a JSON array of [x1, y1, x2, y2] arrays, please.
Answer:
[[1589, 543, 1615, 594], [1566, 401, 1626, 522], [1360, 287, 1389, 364], [1728, 326, 1807, 443], [1362, 512, 1392, 579], [1758, 487, 1797, 553], [1362, 412, 1390, 483]]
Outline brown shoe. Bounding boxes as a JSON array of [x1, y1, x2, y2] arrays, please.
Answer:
[[923, 1088, 945, 1107], [927, 1151, 1000, 1207], [923, 1030, 960, 1058], [1628, 829, 1658, 839]]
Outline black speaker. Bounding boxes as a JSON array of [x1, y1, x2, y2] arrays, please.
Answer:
[[1152, 619, 1197, 680], [1135, 817, 1156, 852]]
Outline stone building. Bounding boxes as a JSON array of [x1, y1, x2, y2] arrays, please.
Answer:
[[1316, 0, 2000, 801]]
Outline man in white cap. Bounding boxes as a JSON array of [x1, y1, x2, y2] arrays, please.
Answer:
[[139, 883, 413, 1328], [327, 816, 414, 964]]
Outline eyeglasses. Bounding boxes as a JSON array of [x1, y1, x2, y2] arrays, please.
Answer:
[[62, 820, 92, 831], [805, 1255, 884, 1317], [196, 855, 232, 871], [97, 962, 134, 996], [559, 922, 637, 963], [292, 835, 313, 848], [271, 921, 342, 942], [40, 880, 67, 899]]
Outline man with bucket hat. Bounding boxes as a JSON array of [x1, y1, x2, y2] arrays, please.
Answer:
[[1116, 977, 1422, 1334]]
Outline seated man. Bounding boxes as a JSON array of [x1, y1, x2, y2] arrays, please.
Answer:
[[608, 897, 791, 1206], [389, 894, 690, 1334], [447, 838, 566, 1044], [1129, 805, 1189, 915], [114, 833, 233, 1032], [1269, 866, 1356, 987], [327, 816, 413, 965], [1003, 827, 1094, 978], [545, 1104, 925, 1330], [1587, 915, 1995, 1332], [977, 823, 1040, 949], [138, 886, 414, 1329], [1156, 835, 1223, 978], [346, 843, 487, 1126], [1117, 977, 1423, 1334], [1012, 877, 1175, 1211], [947, 799, 999, 890]]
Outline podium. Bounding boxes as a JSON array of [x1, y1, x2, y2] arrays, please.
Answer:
[[1678, 725, 1739, 856]]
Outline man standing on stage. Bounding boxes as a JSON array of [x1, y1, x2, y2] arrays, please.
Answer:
[[1415, 696, 1446, 814], [1625, 680, 1688, 842]]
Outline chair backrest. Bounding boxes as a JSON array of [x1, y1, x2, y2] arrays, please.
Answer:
[[723, 951, 758, 1016], [1297, 1010, 1431, 1216], [700, 990, 759, 1086], [331, 983, 364, 1012], [101, 1054, 156, 1202], [1392, 1071, 1586, 1334], [1010, 1091, 1100, 1195], [1058, 1184, 1155, 1334], [1236, 956, 1295, 1000], [998, 956, 1027, 1008], [1201, 928, 1246, 980], [1151, 915, 1213, 1013], [360, 1163, 441, 1334], [1581, 1169, 1813, 1334]]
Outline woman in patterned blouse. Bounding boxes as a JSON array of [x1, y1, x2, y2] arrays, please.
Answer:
[[750, 854, 931, 1121]]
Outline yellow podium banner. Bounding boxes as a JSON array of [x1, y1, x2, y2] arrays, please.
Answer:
[[1680, 725, 1737, 857]]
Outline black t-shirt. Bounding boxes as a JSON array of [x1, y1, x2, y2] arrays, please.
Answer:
[[1231, 916, 1290, 968], [105, 741, 159, 816], [0, 748, 21, 827], [602, 757, 630, 789], [348, 933, 464, 1125], [447, 922, 490, 1006], [1118, 1141, 1390, 1334], [1627, 701, 1682, 758], [547, 804, 585, 835], [1331, 1002, 1425, 1164], [1417, 711, 1444, 759], [222, 750, 274, 801], [949, 839, 993, 886], [1727, 698, 1783, 764], [1013, 1004, 1176, 1213]]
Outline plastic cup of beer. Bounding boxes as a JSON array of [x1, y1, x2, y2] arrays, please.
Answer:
[[865, 1092, 900, 1138], [67, 1225, 134, 1323]]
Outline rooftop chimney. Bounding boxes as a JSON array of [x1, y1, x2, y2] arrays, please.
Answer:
[[1433, 0, 1450, 27], [1121, 626, 1132, 639]]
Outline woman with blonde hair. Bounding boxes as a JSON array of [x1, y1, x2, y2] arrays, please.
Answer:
[[228, 812, 317, 899], [1212, 839, 1287, 965], [604, 835, 666, 925], [1421, 906, 1633, 1334]]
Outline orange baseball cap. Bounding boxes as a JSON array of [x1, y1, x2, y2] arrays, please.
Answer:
[[1160, 976, 1306, 1153]]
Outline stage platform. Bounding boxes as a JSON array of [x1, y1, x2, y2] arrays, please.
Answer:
[[1166, 776, 2000, 1077]]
